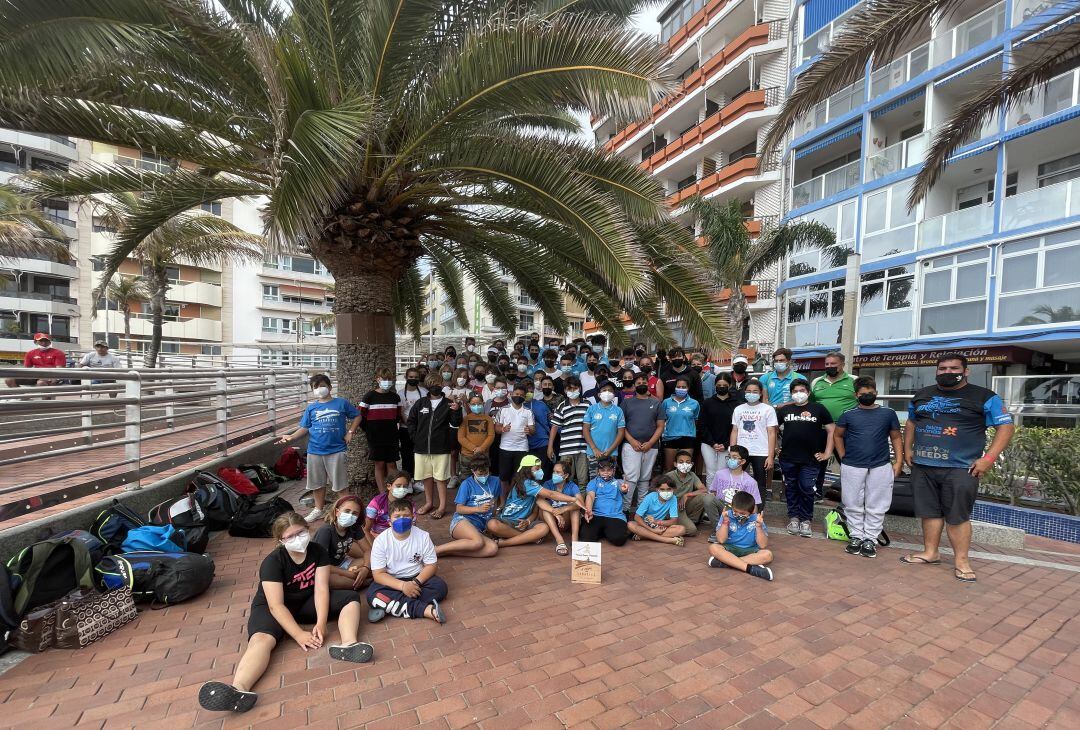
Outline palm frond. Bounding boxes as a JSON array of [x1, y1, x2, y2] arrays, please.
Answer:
[[746, 220, 838, 281], [392, 261, 425, 340], [0, 184, 71, 263]]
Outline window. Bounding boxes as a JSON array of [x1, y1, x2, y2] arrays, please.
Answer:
[[676, 174, 697, 191], [729, 141, 757, 164], [1038, 153, 1080, 188], [164, 266, 181, 284], [160, 342, 180, 354], [862, 180, 919, 259], [200, 202, 222, 215], [518, 310, 535, 331], [262, 284, 280, 301], [919, 250, 989, 335], [858, 266, 914, 341], [784, 279, 845, 347], [997, 230, 1080, 328], [201, 345, 222, 355], [50, 317, 71, 338], [162, 303, 181, 320], [787, 200, 856, 277]]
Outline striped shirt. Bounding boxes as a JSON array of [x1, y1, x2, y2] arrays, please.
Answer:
[[360, 390, 401, 424], [551, 399, 590, 456]]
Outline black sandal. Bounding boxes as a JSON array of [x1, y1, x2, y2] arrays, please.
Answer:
[[329, 641, 375, 663], [198, 682, 257, 713]]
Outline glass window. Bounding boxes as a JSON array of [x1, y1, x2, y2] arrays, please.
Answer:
[[1045, 246, 1080, 286], [1038, 152, 1080, 188], [1001, 254, 1038, 292], [923, 270, 952, 303], [864, 190, 887, 234], [997, 231, 1080, 328], [858, 267, 914, 341], [919, 253, 988, 335]]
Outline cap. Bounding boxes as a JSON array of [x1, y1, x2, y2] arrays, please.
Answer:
[[732, 354, 749, 365], [518, 454, 542, 470], [94, 340, 108, 348], [32, 332, 50, 342]]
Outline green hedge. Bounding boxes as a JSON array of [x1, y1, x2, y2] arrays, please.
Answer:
[[980, 427, 1080, 515]]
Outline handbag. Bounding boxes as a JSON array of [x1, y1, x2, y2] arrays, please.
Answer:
[[52, 587, 137, 649], [9, 602, 59, 653]]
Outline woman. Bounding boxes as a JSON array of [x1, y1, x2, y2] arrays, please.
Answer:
[[536, 459, 583, 556], [485, 455, 566, 548], [660, 376, 701, 471], [359, 367, 401, 493], [729, 380, 778, 505], [700, 373, 742, 486], [314, 496, 371, 591], [198, 513, 373, 714]]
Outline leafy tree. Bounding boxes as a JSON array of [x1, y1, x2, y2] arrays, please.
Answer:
[[0, 184, 69, 265], [104, 274, 149, 350]]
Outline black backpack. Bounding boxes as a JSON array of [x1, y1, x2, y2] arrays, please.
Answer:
[[189, 472, 245, 530], [0, 564, 19, 655], [50, 530, 107, 566], [91, 500, 147, 553], [96, 551, 215, 606], [6, 536, 95, 617], [239, 464, 280, 494], [228, 497, 294, 538], [148, 495, 210, 553]]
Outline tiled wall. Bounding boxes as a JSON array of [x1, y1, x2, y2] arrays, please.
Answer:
[[972, 501, 1080, 545]]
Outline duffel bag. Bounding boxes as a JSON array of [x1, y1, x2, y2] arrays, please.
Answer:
[[9, 601, 59, 653], [188, 472, 245, 530], [96, 551, 215, 606], [147, 495, 210, 553], [53, 587, 137, 649], [121, 525, 185, 554], [228, 497, 294, 538], [217, 467, 259, 497]]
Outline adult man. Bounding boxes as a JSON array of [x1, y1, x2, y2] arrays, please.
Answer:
[[534, 349, 561, 382], [902, 354, 1014, 582], [79, 340, 122, 396], [760, 348, 806, 406], [729, 354, 752, 392], [620, 373, 666, 512], [810, 351, 858, 499], [659, 347, 703, 403], [5, 333, 66, 389]]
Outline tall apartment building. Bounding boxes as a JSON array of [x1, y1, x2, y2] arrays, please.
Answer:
[[590, 0, 791, 359], [778, 0, 1080, 396]]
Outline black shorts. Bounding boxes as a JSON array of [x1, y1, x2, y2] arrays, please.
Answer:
[[663, 436, 696, 450], [248, 590, 360, 640], [498, 449, 527, 481], [367, 436, 401, 463], [911, 465, 978, 526]]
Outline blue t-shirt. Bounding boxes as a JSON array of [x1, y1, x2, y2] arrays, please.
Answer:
[[760, 370, 807, 406], [908, 384, 1013, 468], [455, 475, 501, 530], [836, 406, 901, 468], [544, 480, 580, 508], [700, 370, 716, 399], [528, 399, 551, 450], [723, 509, 765, 549], [661, 396, 700, 440], [584, 402, 625, 456], [300, 397, 360, 455], [586, 477, 627, 521], [636, 492, 678, 521], [500, 479, 542, 522]]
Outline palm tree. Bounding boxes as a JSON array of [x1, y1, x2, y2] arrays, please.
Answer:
[[93, 194, 263, 368], [763, 1, 1080, 206], [1012, 305, 1080, 327], [0, 184, 70, 264], [0, 1, 725, 489], [104, 274, 149, 352], [686, 198, 840, 354]]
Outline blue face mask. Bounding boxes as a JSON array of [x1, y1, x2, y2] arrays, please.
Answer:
[[551, 473, 565, 484], [392, 516, 413, 534], [726, 457, 741, 470], [674, 387, 688, 397], [532, 469, 545, 481], [745, 392, 761, 404], [470, 404, 484, 414]]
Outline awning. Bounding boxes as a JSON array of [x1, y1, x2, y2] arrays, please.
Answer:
[[794, 123, 862, 160], [803, 0, 861, 38], [1002, 106, 1080, 142], [870, 89, 925, 119], [946, 142, 996, 165], [935, 52, 1002, 87], [1015, 11, 1080, 47]]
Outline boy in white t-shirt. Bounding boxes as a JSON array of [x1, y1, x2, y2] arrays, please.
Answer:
[[367, 500, 448, 623], [729, 380, 778, 505], [495, 383, 536, 492]]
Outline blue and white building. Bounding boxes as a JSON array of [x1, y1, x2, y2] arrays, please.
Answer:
[[779, 0, 1080, 394]]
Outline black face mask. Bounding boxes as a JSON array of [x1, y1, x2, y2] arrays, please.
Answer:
[[824, 366, 840, 378], [733, 363, 747, 374], [640, 366, 652, 374], [541, 387, 553, 397], [691, 365, 703, 373], [488, 354, 498, 363], [511, 395, 525, 405], [529, 351, 539, 360], [406, 377, 419, 387], [936, 373, 963, 388], [586, 362, 597, 371], [543, 359, 555, 367], [715, 386, 729, 396], [474, 371, 486, 380], [670, 358, 685, 368], [635, 384, 649, 395], [635, 348, 646, 356], [428, 387, 444, 398], [858, 393, 877, 406]]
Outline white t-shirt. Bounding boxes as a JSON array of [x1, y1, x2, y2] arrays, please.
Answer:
[[398, 387, 427, 417], [579, 372, 598, 395], [496, 404, 535, 451], [79, 352, 121, 368], [731, 402, 778, 456], [370, 526, 437, 579]]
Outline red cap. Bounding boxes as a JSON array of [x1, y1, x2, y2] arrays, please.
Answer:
[[32, 332, 51, 342]]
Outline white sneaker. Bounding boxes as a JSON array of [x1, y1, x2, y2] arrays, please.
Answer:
[[303, 506, 326, 522], [799, 520, 813, 538], [786, 518, 801, 535], [411, 480, 425, 494]]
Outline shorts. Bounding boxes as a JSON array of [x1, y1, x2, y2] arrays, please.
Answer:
[[415, 453, 452, 481], [498, 449, 527, 482], [366, 432, 400, 463], [663, 436, 696, 450], [248, 590, 359, 640], [722, 544, 758, 558], [911, 464, 979, 525], [449, 513, 485, 536], [307, 451, 348, 492]]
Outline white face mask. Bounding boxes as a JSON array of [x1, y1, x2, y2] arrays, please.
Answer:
[[456, 377, 467, 386], [466, 345, 475, 352], [378, 379, 392, 390], [313, 386, 330, 399], [337, 512, 358, 529], [676, 462, 693, 474], [485, 374, 496, 384], [282, 531, 310, 553], [494, 388, 507, 398], [658, 490, 674, 501], [599, 391, 615, 403], [792, 391, 809, 404], [565, 389, 580, 400], [391, 486, 409, 499]]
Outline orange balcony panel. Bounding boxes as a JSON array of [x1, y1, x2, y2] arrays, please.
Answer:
[[665, 156, 760, 208], [725, 22, 770, 60], [745, 219, 762, 237], [720, 89, 765, 123], [714, 284, 759, 302]]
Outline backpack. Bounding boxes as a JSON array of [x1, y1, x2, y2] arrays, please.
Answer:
[[0, 564, 18, 655], [91, 500, 147, 553], [96, 551, 215, 606], [273, 447, 305, 479], [121, 525, 185, 553], [216, 467, 260, 497], [239, 464, 280, 494], [228, 497, 294, 538], [49, 530, 107, 566], [6, 536, 95, 617], [188, 472, 245, 530], [147, 494, 210, 553], [824, 505, 891, 546]]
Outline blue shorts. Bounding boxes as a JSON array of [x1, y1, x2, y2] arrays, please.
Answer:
[[449, 513, 486, 536]]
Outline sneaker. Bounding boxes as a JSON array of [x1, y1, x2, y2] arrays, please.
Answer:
[[198, 682, 257, 713], [411, 480, 425, 494], [799, 520, 812, 538], [298, 490, 315, 507], [786, 518, 801, 535], [707, 533, 719, 544], [747, 565, 774, 581], [707, 556, 724, 568], [845, 537, 864, 555], [329, 641, 375, 663], [303, 506, 326, 522], [860, 540, 878, 559], [368, 606, 386, 623]]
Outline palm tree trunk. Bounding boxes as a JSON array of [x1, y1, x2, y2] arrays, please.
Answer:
[[725, 290, 747, 355], [122, 307, 131, 343], [144, 270, 167, 368]]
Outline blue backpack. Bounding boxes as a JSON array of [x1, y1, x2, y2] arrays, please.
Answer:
[[96, 551, 215, 605], [121, 525, 185, 553]]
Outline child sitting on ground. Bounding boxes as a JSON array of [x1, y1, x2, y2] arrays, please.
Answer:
[[367, 499, 448, 623], [626, 475, 686, 546], [364, 471, 415, 551], [486, 455, 568, 548], [579, 456, 630, 546], [313, 496, 371, 591], [436, 454, 500, 558], [707, 491, 774, 581], [703, 444, 761, 543], [536, 459, 583, 555]]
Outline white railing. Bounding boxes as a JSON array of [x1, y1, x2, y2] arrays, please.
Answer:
[[797, 79, 865, 136], [1008, 66, 1080, 128], [791, 160, 861, 208], [917, 202, 995, 250], [1000, 178, 1080, 231], [112, 154, 174, 174], [933, 1, 1005, 63], [870, 42, 932, 97], [798, 3, 865, 65], [865, 131, 930, 181]]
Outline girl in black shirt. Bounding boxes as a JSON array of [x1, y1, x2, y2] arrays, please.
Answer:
[[700, 374, 742, 485], [313, 496, 371, 591], [198, 513, 374, 713]]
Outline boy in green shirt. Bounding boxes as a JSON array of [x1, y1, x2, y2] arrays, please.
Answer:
[[663, 449, 708, 537]]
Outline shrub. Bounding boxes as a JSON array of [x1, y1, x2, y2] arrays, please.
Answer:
[[983, 427, 1080, 515]]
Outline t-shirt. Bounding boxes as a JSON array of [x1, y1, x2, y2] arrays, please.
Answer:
[[360, 390, 401, 436], [776, 402, 833, 464], [620, 396, 664, 442], [584, 402, 625, 456], [496, 405, 535, 451], [455, 475, 501, 530], [300, 397, 361, 455], [397, 387, 427, 418], [313, 523, 362, 565], [551, 400, 589, 456], [253, 543, 329, 607], [723, 510, 765, 550], [709, 468, 761, 505], [836, 406, 901, 468], [78, 352, 121, 368], [661, 396, 700, 440], [24, 346, 66, 369], [500, 479, 542, 522], [544, 480, 580, 508], [636, 492, 678, 521], [908, 384, 1013, 469], [528, 399, 551, 450], [760, 370, 807, 406], [665, 469, 704, 499], [811, 373, 858, 421], [731, 403, 778, 456], [370, 526, 437, 579], [586, 477, 627, 521], [365, 493, 415, 535]]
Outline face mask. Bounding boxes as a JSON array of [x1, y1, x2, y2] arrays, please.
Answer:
[[825, 366, 840, 378], [671, 358, 685, 368], [592, 345, 603, 354], [658, 490, 674, 501], [542, 387, 553, 397], [529, 352, 539, 360], [392, 516, 413, 534], [337, 512, 358, 529], [745, 392, 760, 404], [282, 532, 310, 553], [586, 362, 597, 371], [936, 373, 963, 388], [470, 404, 484, 414], [525, 392, 534, 401], [406, 377, 419, 387], [726, 457, 741, 470], [494, 388, 507, 398], [456, 377, 467, 386], [391, 486, 409, 499], [674, 387, 688, 398], [676, 462, 693, 474], [858, 393, 877, 405], [313, 386, 330, 399], [560, 365, 572, 374], [466, 345, 475, 353], [543, 359, 555, 367], [532, 469, 545, 481], [733, 363, 747, 374], [692, 365, 703, 373], [442, 371, 452, 380], [378, 379, 393, 390], [599, 391, 615, 403], [635, 384, 649, 395], [792, 391, 809, 404], [715, 386, 729, 396], [429, 387, 444, 399], [551, 473, 565, 485], [774, 362, 788, 373], [566, 389, 580, 400], [635, 349, 646, 356], [484, 373, 496, 384], [427, 360, 439, 369], [511, 395, 525, 405], [517, 364, 527, 373]]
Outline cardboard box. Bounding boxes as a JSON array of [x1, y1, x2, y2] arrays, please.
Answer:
[[571, 541, 602, 584]]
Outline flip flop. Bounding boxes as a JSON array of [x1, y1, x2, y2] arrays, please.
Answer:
[[899, 555, 941, 565], [673, 536, 685, 547], [198, 682, 257, 713], [555, 543, 569, 556], [329, 641, 375, 663], [430, 599, 446, 624], [954, 569, 977, 583]]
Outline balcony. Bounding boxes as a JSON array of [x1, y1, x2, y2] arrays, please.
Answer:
[[796, 79, 864, 138], [165, 280, 221, 307], [1008, 67, 1080, 129], [1001, 178, 1080, 232], [869, 41, 931, 98], [97, 310, 222, 341], [791, 159, 860, 208], [917, 203, 994, 251], [663, 0, 728, 53], [261, 296, 331, 315], [798, 3, 865, 65], [0, 291, 79, 317], [667, 155, 769, 207], [43, 210, 77, 237], [112, 153, 175, 174], [0, 129, 79, 161], [261, 262, 332, 283], [517, 293, 538, 308], [933, 1, 1005, 64], [865, 131, 930, 181]]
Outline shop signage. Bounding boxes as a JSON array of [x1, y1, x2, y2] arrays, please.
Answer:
[[853, 346, 1033, 368]]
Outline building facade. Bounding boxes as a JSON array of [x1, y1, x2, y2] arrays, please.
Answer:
[[778, 0, 1080, 396]]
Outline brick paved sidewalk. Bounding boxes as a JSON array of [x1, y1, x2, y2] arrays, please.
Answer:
[[1, 482, 1078, 729]]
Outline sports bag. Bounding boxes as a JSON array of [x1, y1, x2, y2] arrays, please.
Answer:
[[48, 530, 107, 566], [52, 587, 137, 649], [228, 497, 294, 538], [147, 494, 210, 553], [824, 505, 890, 546], [96, 551, 215, 606], [6, 535, 95, 617], [189, 472, 245, 530], [90, 500, 146, 553], [0, 563, 18, 656], [121, 525, 185, 553], [9, 601, 58, 653], [217, 467, 260, 497], [273, 447, 305, 479], [240, 464, 280, 493]]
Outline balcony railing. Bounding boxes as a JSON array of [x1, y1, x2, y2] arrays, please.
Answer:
[[798, 3, 864, 64], [113, 154, 175, 174], [0, 291, 77, 304], [791, 159, 860, 208], [1001, 178, 1080, 231], [1009, 66, 1080, 129], [865, 131, 930, 181], [917, 202, 994, 251], [41, 134, 76, 148], [933, 1, 1005, 64], [0, 332, 76, 343], [750, 279, 775, 299], [667, 155, 767, 207], [517, 293, 538, 307], [797, 79, 864, 137], [44, 210, 77, 228], [869, 41, 931, 97]]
